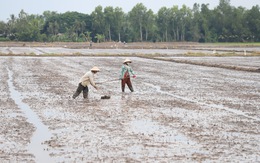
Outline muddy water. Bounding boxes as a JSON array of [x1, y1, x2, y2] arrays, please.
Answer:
[[7, 68, 53, 163], [130, 119, 196, 145], [143, 82, 260, 121], [164, 56, 260, 69], [1, 46, 260, 55]]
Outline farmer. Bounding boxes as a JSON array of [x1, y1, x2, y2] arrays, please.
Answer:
[[72, 66, 100, 99], [119, 58, 136, 92]]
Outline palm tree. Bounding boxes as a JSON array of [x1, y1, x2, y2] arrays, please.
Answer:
[[95, 34, 105, 43], [85, 31, 92, 42]]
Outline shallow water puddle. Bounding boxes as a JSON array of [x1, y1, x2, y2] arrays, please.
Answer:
[[128, 119, 209, 158], [130, 119, 195, 145], [143, 82, 260, 121], [7, 68, 54, 163], [130, 119, 160, 135]]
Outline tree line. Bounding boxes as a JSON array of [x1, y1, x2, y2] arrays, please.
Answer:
[[0, 0, 259, 43]]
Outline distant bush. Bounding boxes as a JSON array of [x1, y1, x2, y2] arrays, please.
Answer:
[[0, 37, 10, 41]]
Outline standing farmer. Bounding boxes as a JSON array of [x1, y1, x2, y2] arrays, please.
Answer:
[[73, 66, 100, 99], [120, 58, 136, 92]]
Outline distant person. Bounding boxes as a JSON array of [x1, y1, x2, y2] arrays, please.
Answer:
[[119, 58, 136, 92], [72, 66, 100, 99], [89, 41, 92, 48]]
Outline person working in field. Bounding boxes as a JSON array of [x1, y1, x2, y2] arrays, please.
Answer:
[[72, 66, 100, 99], [119, 58, 136, 92]]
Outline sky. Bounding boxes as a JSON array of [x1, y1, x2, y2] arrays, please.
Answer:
[[0, 0, 259, 22]]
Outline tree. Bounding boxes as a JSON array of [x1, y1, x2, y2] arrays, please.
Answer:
[[47, 21, 59, 36], [85, 31, 92, 42], [6, 14, 17, 40], [215, 0, 232, 42], [129, 3, 147, 41], [121, 14, 131, 42], [95, 33, 105, 43], [91, 6, 105, 36], [14, 10, 44, 41], [42, 11, 58, 21], [179, 5, 192, 41], [143, 9, 155, 41], [189, 3, 201, 42], [245, 5, 260, 41], [229, 7, 247, 42], [72, 20, 86, 41], [104, 6, 115, 41], [1, 2, 259, 43], [157, 7, 172, 41], [200, 4, 214, 42], [114, 7, 124, 41], [0, 21, 5, 35], [169, 6, 179, 41]]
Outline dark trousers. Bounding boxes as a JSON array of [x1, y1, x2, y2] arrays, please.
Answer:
[[73, 83, 89, 99], [121, 78, 134, 92]]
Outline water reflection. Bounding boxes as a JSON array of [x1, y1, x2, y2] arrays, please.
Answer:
[[7, 68, 54, 163]]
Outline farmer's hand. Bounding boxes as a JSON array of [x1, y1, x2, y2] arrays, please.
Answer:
[[133, 75, 136, 78]]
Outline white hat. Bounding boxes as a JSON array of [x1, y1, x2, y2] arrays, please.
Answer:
[[91, 66, 100, 72], [123, 58, 132, 63]]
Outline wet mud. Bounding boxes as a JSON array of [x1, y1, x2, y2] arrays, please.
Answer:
[[155, 57, 260, 73], [0, 56, 259, 162], [1, 44, 260, 56]]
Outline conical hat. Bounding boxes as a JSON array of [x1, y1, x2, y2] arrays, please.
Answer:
[[90, 66, 100, 72], [123, 58, 132, 63]]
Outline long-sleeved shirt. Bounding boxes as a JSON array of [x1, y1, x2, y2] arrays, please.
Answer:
[[79, 71, 96, 87], [119, 64, 135, 79]]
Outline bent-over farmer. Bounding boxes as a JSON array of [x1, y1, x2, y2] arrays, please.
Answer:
[[119, 58, 136, 92], [73, 66, 100, 99]]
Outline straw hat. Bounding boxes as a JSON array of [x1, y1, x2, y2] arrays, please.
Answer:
[[123, 58, 132, 63], [90, 66, 100, 72]]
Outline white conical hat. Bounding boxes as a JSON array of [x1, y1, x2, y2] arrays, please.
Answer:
[[123, 58, 132, 63], [90, 66, 100, 72]]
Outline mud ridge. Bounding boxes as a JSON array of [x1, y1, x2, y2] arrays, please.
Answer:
[[140, 56, 260, 73]]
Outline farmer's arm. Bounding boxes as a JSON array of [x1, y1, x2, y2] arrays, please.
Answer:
[[89, 75, 98, 89], [129, 67, 135, 75]]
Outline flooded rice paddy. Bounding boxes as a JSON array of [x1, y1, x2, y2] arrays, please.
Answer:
[[0, 55, 260, 162], [1, 46, 260, 56]]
